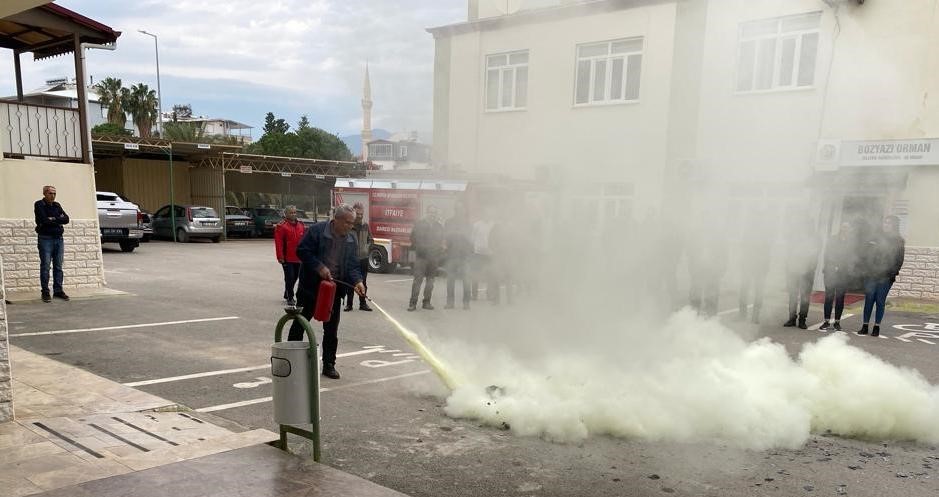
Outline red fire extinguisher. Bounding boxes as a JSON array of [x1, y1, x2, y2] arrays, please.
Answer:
[[313, 280, 337, 322]]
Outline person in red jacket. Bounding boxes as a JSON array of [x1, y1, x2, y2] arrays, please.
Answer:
[[275, 206, 306, 306]]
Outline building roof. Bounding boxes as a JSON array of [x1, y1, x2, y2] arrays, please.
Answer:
[[426, 0, 671, 38], [0, 3, 120, 60], [170, 116, 253, 130]]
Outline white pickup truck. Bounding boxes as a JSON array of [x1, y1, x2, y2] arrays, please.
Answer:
[[96, 191, 143, 252]]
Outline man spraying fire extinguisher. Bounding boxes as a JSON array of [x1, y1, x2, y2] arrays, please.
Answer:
[[288, 204, 366, 379]]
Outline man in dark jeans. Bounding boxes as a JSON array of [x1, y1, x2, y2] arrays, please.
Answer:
[[34, 185, 70, 303], [344, 202, 373, 312], [783, 230, 820, 329], [444, 203, 472, 310], [408, 205, 444, 311], [274, 206, 305, 306], [287, 205, 365, 379]]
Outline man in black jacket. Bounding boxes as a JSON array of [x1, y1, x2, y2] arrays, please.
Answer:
[[287, 204, 365, 379], [408, 205, 444, 311], [34, 185, 70, 303]]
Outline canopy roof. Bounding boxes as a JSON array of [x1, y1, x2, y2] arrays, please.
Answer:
[[0, 3, 119, 60]]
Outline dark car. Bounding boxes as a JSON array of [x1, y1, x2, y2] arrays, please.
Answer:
[[295, 209, 318, 228], [250, 207, 282, 237], [224, 206, 254, 238]]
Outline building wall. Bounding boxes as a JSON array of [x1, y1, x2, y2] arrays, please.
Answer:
[[117, 159, 193, 213], [438, 2, 679, 210], [0, 159, 105, 293]]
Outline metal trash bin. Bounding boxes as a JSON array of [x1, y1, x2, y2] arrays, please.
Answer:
[[271, 341, 317, 425]]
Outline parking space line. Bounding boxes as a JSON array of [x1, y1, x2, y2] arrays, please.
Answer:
[[809, 314, 856, 331], [194, 370, 431, 413], [122, 347, 388, 387], [10, 317, 240, 337], [917, 338, 936, 345], [384, 278, 412, 283]]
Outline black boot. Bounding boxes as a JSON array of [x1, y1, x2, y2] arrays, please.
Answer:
[[871, 325, 880, 337], [857, 324, 869, 335], [783, 317, 797, 327], [797, 318, 808, 330], [322, 363, 340, 379]]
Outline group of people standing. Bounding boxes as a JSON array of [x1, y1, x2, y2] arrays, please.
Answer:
[[749, 214, 906, 336]]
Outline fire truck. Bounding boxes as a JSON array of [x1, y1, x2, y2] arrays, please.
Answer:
[[332, 178, 471, 273]]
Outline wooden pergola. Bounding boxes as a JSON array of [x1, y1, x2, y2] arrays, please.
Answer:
[[0, 2, 120, 162]]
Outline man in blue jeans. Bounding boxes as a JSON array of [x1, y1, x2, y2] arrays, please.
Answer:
[[34, 185, 70, 303]]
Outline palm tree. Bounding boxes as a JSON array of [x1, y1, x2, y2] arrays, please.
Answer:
[[125, 83, 159, 138], [94, 77, 128, 127]]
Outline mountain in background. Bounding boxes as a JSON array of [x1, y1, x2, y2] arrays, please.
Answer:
[[340, 129, 391, 157]]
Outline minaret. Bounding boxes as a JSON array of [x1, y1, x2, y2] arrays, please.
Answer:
[[361, 63, 373, 161]]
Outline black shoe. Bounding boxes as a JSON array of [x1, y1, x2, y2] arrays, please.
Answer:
[[322, 364, 340, 379], [819, 321, 830, 331], [422, 302, 434, 310], [286, 297, 296, 307], [359, 303, 373, 311], [41, 291, 51, 303], [871, 325, 880, 337], [783, 318, 797, 327], [797, 319, 808, 330], [444, 303, 455, 309], [857, 324, 869, 335], [407, 304, 417, 312], [53, 291, 70, 301], [344, 304, 353, 312], [833, 321, 842, 331]]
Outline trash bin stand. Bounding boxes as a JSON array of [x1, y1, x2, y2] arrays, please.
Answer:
[[273, 307, 322, 461]]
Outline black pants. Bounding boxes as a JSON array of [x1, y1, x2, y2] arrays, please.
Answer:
[[288, 286, 342, 366], [787, 270, 815, 320], [282, 262, 301, 300], [823, 278, 847, 321], [345, 259, 368, 306], [738, 271, 766, 319]]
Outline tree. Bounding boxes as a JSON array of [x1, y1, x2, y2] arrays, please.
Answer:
[[94, 77, 128, 127], [125, 83, 159, 138], [246, 112, 353, 161], [91, 122, 132, 136], [162, 121, 206, 142]]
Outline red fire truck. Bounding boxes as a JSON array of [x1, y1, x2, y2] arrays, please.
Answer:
[[332, 178, 471, 272]]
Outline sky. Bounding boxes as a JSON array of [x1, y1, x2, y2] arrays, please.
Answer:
[[0, 0, 465, 140]]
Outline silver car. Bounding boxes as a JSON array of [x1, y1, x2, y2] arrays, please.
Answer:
[[151, 204, 223, 243]]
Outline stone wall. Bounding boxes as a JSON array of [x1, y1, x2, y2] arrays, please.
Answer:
[[0, 219, 105, 294], [0, 255, 13, 422], [891, 246, 939, 300]]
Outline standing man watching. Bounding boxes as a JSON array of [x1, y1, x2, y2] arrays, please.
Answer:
[[274, 206, 306, 306], [783, 221, 820, 330], [288, 204, 365, 379], [444, 202, 472, 310], [34, 185, 70, 303], [345, 202, 373, 312], [857, 215, 905, 337], [408, 205, 444, 311]]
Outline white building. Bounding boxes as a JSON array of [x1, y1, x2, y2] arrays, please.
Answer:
[[3, 77, 108, 129], [429, 0, 939, 299], [366, 132, 433, 171]]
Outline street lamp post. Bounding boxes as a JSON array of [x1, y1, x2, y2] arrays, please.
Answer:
[[139, 29, 174, 241], [138, 30, 163, 137]]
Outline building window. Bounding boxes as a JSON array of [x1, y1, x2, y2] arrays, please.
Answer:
[[370, 143, 393, 159], [736, 12, 821, 92], [399, 145, 408, 159], [574, 38, 643, 105], [486, 50, 528, 111]]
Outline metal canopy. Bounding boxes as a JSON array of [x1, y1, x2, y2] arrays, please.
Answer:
[[200, 152, 367, 179]]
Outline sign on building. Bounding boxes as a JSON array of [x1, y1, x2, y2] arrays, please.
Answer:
[[818, 138, 939, 167]]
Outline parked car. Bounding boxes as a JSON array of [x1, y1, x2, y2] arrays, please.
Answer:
[[295, 209, 318, 228], [151, 204, 223, 243], [95, 191, 143, 252], [250, 206, 283, 237], [114, 193, 152, 242], [224, 206, 254, 238]]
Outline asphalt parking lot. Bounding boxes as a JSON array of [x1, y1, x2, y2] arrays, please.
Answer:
[[7, 239, 939, 497]]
